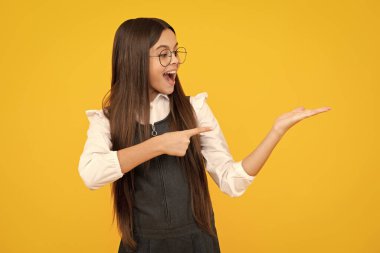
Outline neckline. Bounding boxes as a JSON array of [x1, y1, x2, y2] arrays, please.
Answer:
[[137, 112, 171, 126]]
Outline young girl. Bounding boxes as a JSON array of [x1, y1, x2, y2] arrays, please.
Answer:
[[78, 17, 331, 253]]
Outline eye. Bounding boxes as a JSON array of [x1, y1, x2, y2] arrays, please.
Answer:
[[159, 49, 170, 57]]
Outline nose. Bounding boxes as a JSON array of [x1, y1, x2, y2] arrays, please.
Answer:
[[170, 51, 179, 65]]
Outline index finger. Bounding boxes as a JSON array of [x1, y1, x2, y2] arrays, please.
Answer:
[[183, 126, 213, 137]]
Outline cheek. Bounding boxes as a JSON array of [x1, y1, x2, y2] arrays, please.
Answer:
[[149, 64, 163, 86], [150, 61, 163, 79]]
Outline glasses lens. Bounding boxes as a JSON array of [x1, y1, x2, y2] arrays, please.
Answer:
[[159, 49, 171, 67], [176, 47, 187, 64]]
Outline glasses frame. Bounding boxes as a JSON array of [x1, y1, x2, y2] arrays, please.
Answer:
[[150, 47, 187, 67]]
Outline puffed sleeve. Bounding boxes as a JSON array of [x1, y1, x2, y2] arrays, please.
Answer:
[[190, 92, 255, 197], [78, 109, 124, 190]]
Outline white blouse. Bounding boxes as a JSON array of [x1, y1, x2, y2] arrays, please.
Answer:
[[78, 92, 255, 197]]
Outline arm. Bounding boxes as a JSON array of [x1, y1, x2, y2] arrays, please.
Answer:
[[241, 128, 283, 177], [78, 110, 163, 190], [242, 105, 332, 176], [191, 92, 255, 198], [117, 136, 162, 174]]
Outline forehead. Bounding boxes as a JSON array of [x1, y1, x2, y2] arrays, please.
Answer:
[[152, 29, 178, 51]]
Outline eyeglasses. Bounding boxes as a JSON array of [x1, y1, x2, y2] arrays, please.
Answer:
[[150, 47, 187, 67]]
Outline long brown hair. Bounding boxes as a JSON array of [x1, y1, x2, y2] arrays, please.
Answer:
[[101, 18, 215, 251]]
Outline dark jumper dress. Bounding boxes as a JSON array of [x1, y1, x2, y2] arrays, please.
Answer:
[[118, 97, 221, 253]]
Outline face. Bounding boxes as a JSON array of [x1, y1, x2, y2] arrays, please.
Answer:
[[148, 29, 179, 102]]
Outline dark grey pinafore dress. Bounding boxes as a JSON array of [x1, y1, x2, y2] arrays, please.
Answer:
[[118, 98, 221, 253]]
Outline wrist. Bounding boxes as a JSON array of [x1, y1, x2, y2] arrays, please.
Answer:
[[149, 135, 165, 156], [271, 125, 286, 137]]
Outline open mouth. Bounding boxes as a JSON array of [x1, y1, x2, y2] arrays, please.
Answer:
[[163, 71, 176, 85]]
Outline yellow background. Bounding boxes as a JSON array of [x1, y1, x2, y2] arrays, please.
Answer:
[[1, 0, 379, 252]]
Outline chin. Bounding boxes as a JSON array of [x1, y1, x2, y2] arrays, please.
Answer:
[[163, 88, 175, 95]]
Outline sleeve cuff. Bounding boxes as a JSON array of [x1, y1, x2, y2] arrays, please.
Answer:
[[233, 160, 255, 181], [110, 150, 124, 177]]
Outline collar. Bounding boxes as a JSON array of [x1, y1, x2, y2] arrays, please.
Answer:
[[151, 93, 170, 105], [157, 93, 169, 100]]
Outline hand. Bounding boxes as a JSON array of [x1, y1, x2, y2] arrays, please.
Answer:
[[272, 106, 332, 136], [159, 126, 213, 156]]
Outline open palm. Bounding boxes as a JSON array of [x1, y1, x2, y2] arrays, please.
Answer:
[[272, 106, 332, 135]]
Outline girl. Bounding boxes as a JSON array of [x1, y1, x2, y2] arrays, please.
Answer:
[[78, 17, 331, 253]]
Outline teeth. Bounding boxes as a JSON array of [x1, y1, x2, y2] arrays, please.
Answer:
[[165, 71, 176, 74]]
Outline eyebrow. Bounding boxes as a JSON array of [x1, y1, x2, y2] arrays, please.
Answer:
[[155, 42, 178, 51]]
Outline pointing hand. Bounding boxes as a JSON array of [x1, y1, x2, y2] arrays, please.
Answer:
[[159, 126, 213, 156]]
